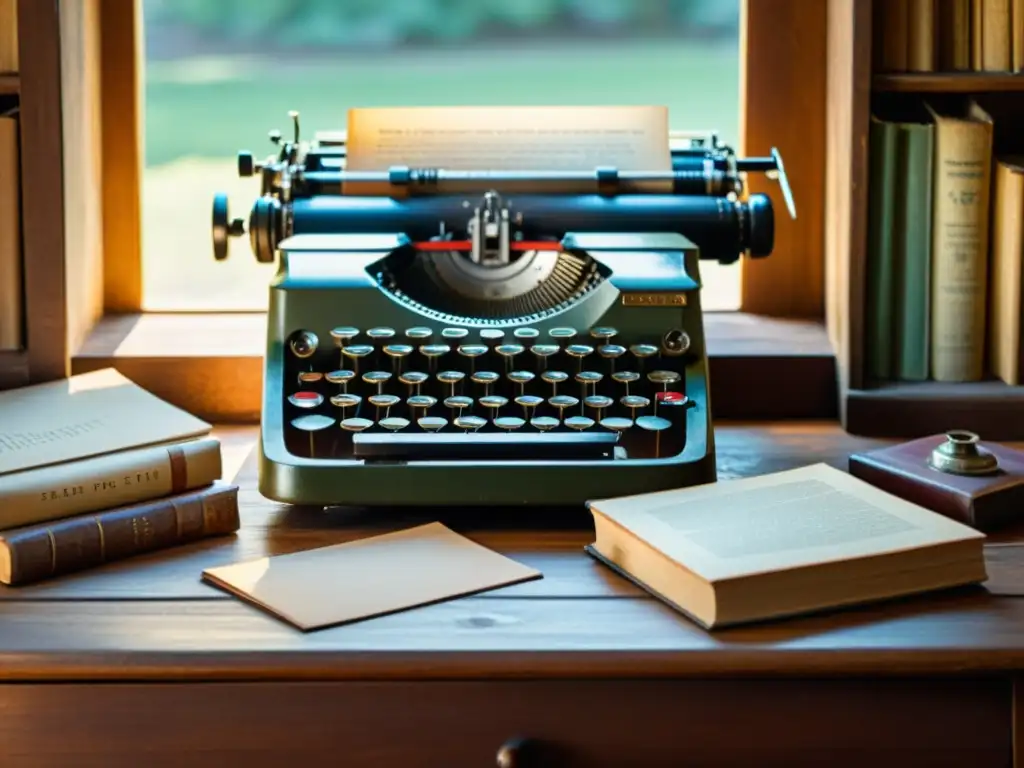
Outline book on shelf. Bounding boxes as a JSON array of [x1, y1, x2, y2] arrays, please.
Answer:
[[0, 0, 16, 74], [0, 368, 238, 585], [0, 106, 20, 352], [875, 0, 1024, 73], [585, 463, 987, 630]]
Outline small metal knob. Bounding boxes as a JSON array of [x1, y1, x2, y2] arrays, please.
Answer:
[[496, 737, 561, 768], [928, 430, 999, 476], [237, 151, 255, 177], [662, 328, 691, 356]]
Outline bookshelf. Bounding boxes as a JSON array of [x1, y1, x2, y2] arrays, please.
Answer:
[[0, 0, 70, 390], [826, 0, 1024, 441]]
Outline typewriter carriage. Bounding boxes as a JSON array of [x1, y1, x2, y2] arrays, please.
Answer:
[[211, 111, 792, 507]]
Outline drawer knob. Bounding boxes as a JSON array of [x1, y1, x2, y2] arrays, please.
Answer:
[[496, 736, 551, 767]]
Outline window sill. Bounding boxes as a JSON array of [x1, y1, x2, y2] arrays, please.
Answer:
[[71, 311, 837, 424]]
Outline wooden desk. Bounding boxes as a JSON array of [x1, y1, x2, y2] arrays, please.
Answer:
[[2, 422, 1024, 767]]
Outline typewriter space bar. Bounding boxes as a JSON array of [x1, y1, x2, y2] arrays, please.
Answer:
[[352, 431, 618, 461]]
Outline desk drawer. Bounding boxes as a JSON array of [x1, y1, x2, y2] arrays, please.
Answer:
[[0, 678, 1011, 767]]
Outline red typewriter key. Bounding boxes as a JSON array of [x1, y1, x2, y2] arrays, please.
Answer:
[[288, 391, 324, 409], [656, 391, 688, 406]]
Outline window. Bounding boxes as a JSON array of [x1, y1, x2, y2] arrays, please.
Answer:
[[138, 0, 744, 312]]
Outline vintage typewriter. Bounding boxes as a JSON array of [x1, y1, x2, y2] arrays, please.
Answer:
[[211, 111, 795, 507]]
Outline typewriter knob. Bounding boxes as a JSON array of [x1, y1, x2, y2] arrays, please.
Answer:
[[746, 193, 774, 258], [237, 151, 255, 177], [212, 193, 246, 261]]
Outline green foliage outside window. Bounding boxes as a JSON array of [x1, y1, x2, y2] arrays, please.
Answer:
[[143, 0, 738, 48]]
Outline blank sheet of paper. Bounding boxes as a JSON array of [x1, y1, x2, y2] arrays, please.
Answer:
[[201, 522, 542, 630]]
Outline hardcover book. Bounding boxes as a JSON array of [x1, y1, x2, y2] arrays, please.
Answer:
[[585, 463, 987, 630]]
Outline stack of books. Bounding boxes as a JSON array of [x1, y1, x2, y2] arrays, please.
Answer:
[[0, 368, 240, 586]]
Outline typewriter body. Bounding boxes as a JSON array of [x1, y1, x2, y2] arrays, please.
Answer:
[[212, 111, 794, 507]]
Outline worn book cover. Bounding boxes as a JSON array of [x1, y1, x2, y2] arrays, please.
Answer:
[[0, 368, 210, 478]]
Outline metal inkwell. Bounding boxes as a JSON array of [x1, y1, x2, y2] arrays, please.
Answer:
[[928, 430, 1000, 476]]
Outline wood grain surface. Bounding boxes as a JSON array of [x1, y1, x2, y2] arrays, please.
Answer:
[[0, 422, 1022, 684]]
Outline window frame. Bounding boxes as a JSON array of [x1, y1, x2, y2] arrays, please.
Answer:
[[60, 0, 834, 421]]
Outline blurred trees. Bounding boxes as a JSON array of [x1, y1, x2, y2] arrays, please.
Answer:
[[143, 0, 738, 48]]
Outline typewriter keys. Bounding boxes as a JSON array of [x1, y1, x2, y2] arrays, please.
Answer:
[[330, 326, 360, 344], [457, 344, 488, 372], [380, 417, 410, 433], [514, 327, 540, 340], [405, 326, 433, 340], [444, 395, 474, 416], [508, 370, 535, 395], [288, 391, 323, 409], [367, 327, 395, 341], [340, 417, 373, 433], [600, 416, 633, 434], [549, 395, 579, 420], [480, 395, 509, 416], [383, 344, 414, 373], [471, 371, 500, 396], [330, 394, 362, 423], [541, 370, 569, 395], [441, 327, 469, 340], [291, 413, 334, 458], [480, 328, 505, 342], [515, 394, 544, 419], [330, 393, 362, 410], [326, 370, 356, 389], [496, 343, 524, 369], [530, 344, 559, 369], [399, 371, 429, 394], [419, 344, 450, 371], [455, 415, 487, 433], [408, 395, 438, 424], [362, 371, 392, 393], [438, 370, 466, 396], [612, 371, 640, 395], [585, 395, 614, 422], [630, 344, 658, 371], [549, 327, 576, 340], [565, 415, 595, 432], [495, 416, 526, 433], [418, 416, 448, 432], [590, 326, 618, 340], [648, 370, 682, 386], [621, 395, 651, 422], [637, 415, 672, 457], [297, 371, 323, 385], [369, 393, 401, 420], [530, 416, 559, 432], [341, 344, 374, 373]]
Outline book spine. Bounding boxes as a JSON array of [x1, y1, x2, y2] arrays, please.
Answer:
[[1014, 0, 1024, 69], [988, 161, 1024, 384], [908, 0, 938, 71], [982, 0, 1013, 69], [939, 0, 972, 69], [973, 0, 985, 69], [874, 0, 910, 72], [0, 438, 222, 530], [0, 483, 240, 585], [866, 118, 899, 380], [0, 111, 21, 351], [929, 112, 993, 382], [895, 122, 934, 381]]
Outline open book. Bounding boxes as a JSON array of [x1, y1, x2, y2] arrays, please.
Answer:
[[586, 463, 987, 629]]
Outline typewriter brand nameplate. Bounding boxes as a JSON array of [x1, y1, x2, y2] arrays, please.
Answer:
[[621, 293, 688, 307]]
